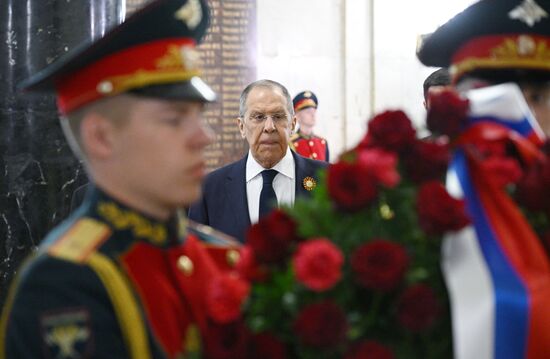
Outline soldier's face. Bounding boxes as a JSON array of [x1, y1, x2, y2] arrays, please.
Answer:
[[238, 87, 296, 168], [519, 82, 550, 137], [296, 107, 317, 128], [108, 97, 213, 216]]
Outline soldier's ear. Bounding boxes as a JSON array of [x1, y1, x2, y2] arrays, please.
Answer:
[[237, 117, 246, 139], [81, 112, 116, 160]]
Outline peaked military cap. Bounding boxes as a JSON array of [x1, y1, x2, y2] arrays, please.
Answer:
[[19, 0, 216, 114], [293, 90, 318, 112], [417, 0, 550, 83]]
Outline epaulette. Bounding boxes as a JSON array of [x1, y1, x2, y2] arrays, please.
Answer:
[[48, 218, 112, 263], [187, 219, 240, 247], [289, 132, 301, 142]]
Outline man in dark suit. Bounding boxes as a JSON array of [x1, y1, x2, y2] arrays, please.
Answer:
[[189, 80, 327, 242]]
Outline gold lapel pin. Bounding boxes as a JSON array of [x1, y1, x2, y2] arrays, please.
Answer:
[[303, 176, 317, 191]]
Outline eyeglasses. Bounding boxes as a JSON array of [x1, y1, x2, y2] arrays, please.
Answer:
[[247, 112, 289, 125]]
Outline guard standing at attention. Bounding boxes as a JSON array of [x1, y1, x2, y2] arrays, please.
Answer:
[[0, 0, 242, 358], [290, 90, 330, 161]]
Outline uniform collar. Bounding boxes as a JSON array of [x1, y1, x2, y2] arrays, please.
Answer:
[[83, 185, 184, 247]]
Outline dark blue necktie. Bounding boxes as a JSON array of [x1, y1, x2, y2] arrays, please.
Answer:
[[259, 169, 278, 218]]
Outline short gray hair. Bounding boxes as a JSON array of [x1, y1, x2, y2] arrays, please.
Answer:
[[239, 79, 295, 118]]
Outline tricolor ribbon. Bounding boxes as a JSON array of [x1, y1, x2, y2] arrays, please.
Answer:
[[443, 83, 550, 359]]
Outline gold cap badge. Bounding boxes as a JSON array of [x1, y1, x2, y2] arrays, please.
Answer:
[[303, 176, 317, 191], [174, 0, 203, 29]]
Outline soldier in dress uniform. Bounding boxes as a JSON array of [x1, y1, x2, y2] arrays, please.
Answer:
[[0, 1, 241, 358], [417, 0, 550, 137], [290, 90, 330, 161]]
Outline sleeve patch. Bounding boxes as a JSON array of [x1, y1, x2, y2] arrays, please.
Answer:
[[40, 308, 93, 359]]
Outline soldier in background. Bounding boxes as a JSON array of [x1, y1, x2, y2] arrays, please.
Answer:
[[290, 90, 330, 161], [0, 0, 240, 358], [423, 68, 451, 110]]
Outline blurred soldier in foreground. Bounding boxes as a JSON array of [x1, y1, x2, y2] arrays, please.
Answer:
[[0, 0, 241, 358], [417, 0, 550, 136]]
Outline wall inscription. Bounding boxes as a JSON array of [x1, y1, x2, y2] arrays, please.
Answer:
[[127, 0, 257, 169]]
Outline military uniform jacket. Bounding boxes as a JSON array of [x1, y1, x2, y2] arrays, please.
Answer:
[[290, 131, 329, 162], [0, 187, 240, 359]]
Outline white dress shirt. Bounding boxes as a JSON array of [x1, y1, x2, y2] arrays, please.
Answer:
[[246, 148, 295, 224]]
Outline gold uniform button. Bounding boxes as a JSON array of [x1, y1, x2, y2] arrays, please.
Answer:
[[312, 152, 318, 158], [308, 140, 314, 146], [177, 255, 194, 276], [226, 249, 240, 267], [321, 139, 326, 145]]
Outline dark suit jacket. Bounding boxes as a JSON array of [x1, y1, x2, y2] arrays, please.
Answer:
[[188, 151, 327, 242]]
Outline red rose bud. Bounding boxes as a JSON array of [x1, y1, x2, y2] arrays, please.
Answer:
[[351, 239, 409, 291], [248, 332, 287, 359], [366, 110, 416, 152], [328, 161, 378, 212], [357, 148, 401, 188], [397, 284, 441, 332], [206, 274, 250, 324], [416, 181, 470, 235], [344, 340, 395, 359], [480, 156, 523, 188], [293, 238, 344, 292], [236, 246, 269, 282], [247, 209, 298, 265], [473, 139, 508, 158], [293, 301, 348, 349], [403, 139, 450, 183], [203, 320, 250, 359], [427, 88, 469, 138]]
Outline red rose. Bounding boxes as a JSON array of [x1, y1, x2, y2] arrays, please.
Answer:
[[427, 89, 469, 138], [357, 148, 401, 188], [247, 209, 298, 265], [403, 139, 450, 183], [541, 231, 550, 255], [327, 161, 378, 212], [480, 156, 523, 188], [247, 332, 287, 359], [344, 340, 395, 359], [416, 181, 470, 235], [293, 238, 344, 292], [365, 110, 416, 152], [206, 274, 250, 324], [236, 246, 269, 282], [293, 301, 348, 348], [516, 158, 550, 212], [397, 284, 441, 332], [351, 239, 409, 291], [204, 320, 250, 359]]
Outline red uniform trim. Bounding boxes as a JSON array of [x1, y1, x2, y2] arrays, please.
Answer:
[[294, 98, 317, 112], [56, 38, 197, 114], [451, 34, 550, 82]]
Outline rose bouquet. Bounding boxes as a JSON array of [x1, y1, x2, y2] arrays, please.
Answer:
[[200, 106, 473, 359], [200, 86, 549, 359]]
